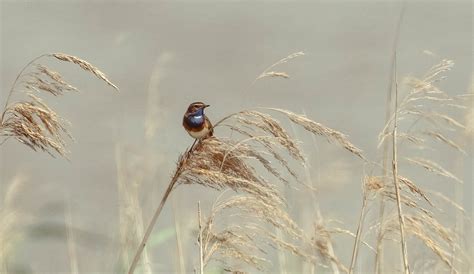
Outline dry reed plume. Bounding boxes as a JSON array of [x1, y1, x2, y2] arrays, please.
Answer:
[[197, 194, 308, 272], [254, 51, 304, 82], [0, 53, 118, 272], [0, 53, 118, 157], [197, 185, 364, 272]]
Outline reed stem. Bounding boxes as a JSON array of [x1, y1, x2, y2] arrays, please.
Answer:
[[127, 165, 183, 274], [391, 54, 410, 274], [349, 192, 368, 273], [198, 201, 204, 274]]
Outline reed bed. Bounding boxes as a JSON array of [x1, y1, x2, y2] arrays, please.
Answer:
[[0, 51, 471, 274]]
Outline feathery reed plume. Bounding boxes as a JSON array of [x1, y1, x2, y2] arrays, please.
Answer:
[[382, 213, 462, 273], [211, 195, 303, 239], [1, 94, 71, 156], [128, 108, 364, 273], [378, 59, 460, 144], [405, 157, 463, 184], [266, 108, 365, 159], [51, 53, 118, 91], [199, 198, 270, 270], [254, 51, 304, 82], [312, 222, 348, 273], [367, 56, 470, 273], [0, 53, 118, 157], [257, 72, 289, 80], [422, 131, 466, 154], [199, 194, 321, 272]]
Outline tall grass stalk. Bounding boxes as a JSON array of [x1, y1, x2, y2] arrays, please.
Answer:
[[127, 169, 179, 274], [198, 201, 204, 274], [349, 186, 368, 274], [115, 144, 153, 274], [0, 175, 28, 272], [171, 196, 186, 274], [65, 200, 79, 274], [291, 120, 342, 274], [375, 7, 405, 272], [391, 56, 410, 274]]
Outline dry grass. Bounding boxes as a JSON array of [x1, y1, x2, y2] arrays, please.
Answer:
[[266, 108, 365, 160], [254, 51, 304, 82], [0, 53, 118, 273], [365, 57, 470, 273], [2, 50, 470, 274], [0, 53, 118, 157], [382, 213, 462, 273], [128, 106, 364, 273], [51, 53, 119, 91], [350, 52, 471, 274], [198, 193, 347, 272], [128, 53, 471, 274], [405, 157, 463, 184], [1, 94, 71, 156], [312, 222, 348, 273]]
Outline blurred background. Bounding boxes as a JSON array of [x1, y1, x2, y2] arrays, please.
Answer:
[[0, 0, 472, 273]]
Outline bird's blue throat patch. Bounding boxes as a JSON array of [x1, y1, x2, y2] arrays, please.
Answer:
[[186, 108, 205, 128], [188, 114, 204, 127]]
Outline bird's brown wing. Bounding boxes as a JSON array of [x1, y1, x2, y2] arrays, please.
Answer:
[[205, 116, 214, 137]]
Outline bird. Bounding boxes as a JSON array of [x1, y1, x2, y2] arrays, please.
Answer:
[[182, 102, 213, 140]]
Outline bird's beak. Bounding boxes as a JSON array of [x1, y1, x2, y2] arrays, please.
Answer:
[[204, 104, 210, 108]]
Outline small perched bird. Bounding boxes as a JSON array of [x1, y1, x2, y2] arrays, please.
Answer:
[[182, 102, 213, 140]]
